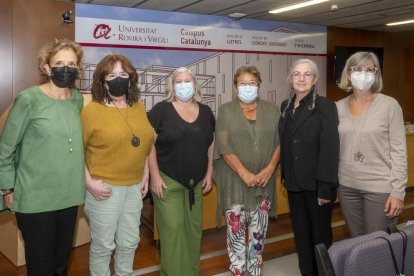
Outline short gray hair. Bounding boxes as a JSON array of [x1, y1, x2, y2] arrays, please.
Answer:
[[165, 67, 202, 102], [338, 51, 383, 93], [288, 58, 319, 81]]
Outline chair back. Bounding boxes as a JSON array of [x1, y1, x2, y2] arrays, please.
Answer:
[[343, 229, 414, 276], [315, 243, 336, 276], [327, 231, 388, 276]]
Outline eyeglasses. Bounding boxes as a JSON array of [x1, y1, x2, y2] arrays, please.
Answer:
[[349, 66, 378, 74], [106, 72, 129, 80], [238, 81, 258, 87], [291, 72, 315, 80]]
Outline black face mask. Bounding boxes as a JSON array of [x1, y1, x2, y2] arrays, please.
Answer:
[[106, 77, 130, 97], [50, 66, 78, 88]]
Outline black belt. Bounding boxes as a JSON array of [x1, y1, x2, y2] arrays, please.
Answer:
[[180, 178, 199, 210]]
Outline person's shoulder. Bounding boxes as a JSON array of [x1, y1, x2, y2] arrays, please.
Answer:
[[377, 93, 400, 106], [148, 100, 170, 120], [131, 100, 149, 116], [375, 94, 403, 116], [132, 100, 146, 109], [317, 95, 336, 105], [13, 86, 42, 107], [70, 89, 84, 109], [336, 95, 349, 105], [218, 100, 235, 112], [315, 95, 337, 111], [262, 99, 279, 108], [16, 86, 41, 99], [199, 102, 214, 113], [81, 101, 103, 118], [280, 98, 290, 110], [260, 99, 280, 114], [71, 89, 83, 99], [151, 100, 169, 111]]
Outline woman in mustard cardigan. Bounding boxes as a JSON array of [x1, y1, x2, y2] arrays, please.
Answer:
[[82, 54, 154, 276]]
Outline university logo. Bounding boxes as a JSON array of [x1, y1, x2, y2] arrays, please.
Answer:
[[93, 24, 112, 39]]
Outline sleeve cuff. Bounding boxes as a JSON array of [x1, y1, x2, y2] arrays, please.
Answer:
[[390, 190, 405, 201], [318, 181, 337, 200]]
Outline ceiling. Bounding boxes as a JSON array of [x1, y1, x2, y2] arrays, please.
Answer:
[[73, 0, 414, 32]]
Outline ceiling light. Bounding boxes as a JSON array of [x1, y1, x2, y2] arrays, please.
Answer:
[[269, 0, 329, 14], [228, 13, 246, 20], [386, 19, 414, 26]]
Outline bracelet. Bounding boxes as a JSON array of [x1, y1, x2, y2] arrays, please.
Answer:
[[1, 189, 14, 196], [239, 169, 246, 179]]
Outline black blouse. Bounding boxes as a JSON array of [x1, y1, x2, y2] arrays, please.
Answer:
[[148, 101, 215, 186]]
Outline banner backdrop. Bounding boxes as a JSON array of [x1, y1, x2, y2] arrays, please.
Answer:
[[75, 3, 327, 113]]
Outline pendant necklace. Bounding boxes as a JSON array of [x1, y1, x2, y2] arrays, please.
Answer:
[[351, 98, 369, 163], [55, 98, 73, 153], [113, 102, 140, 147]]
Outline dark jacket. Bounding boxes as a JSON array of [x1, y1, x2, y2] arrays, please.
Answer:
[[278, 93, 339, 200]]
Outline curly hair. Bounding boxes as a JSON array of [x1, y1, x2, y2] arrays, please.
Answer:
[[37, 38, 84, 78], [233, 66, 262, 88], [91, 54, 140, 106]]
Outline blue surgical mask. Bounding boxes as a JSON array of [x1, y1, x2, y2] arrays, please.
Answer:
[[175, 82, 195, 101], [238, 85, 258, 103]]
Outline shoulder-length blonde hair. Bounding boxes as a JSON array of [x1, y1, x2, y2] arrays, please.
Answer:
[[338, 51, 383, 93], [165, 67, 202, 102]]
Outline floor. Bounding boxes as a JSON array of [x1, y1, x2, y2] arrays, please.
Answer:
[[0, 190, 413, 276]]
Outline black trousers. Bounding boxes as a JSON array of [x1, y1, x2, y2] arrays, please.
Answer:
[[288, 190, 334, 276], [15, 206, 78, 276]]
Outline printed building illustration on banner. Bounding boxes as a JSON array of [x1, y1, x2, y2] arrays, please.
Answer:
[[75, 3, 327, 114]]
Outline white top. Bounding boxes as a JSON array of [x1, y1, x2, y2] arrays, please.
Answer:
[[336, 93, 407, 200]]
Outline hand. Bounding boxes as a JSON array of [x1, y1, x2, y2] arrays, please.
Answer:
[[384, 195, 404, 217], [317, 198, 331, 206], [86, 178, 112, 201], [241, 171, 259, 188], [255, 166, 274, 188], [3, 193, 13, 209], [202, 176, 213, 194], [141, 173, 149, 198], [141, 180, 149, 198], [150, 174, 167, 198]]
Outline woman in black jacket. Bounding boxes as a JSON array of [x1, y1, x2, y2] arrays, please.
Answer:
[[278, 59, 339, 276]]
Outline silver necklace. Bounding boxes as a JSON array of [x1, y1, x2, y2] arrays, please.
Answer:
[[55, 98, 73, 153], [113, 102, 140, 147], [350, 98, 370, 163]]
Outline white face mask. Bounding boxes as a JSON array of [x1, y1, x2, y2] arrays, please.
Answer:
[[351, 72, 375, 92], [174, 82, 195, 101], [238, 85, 258, 103]]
